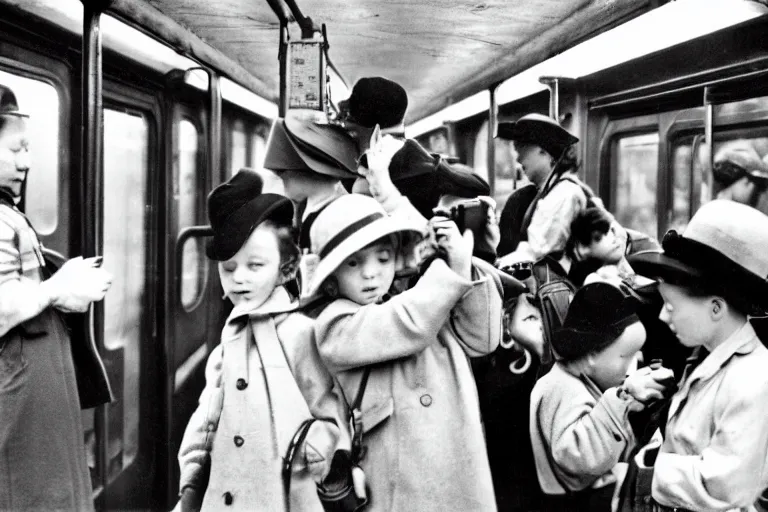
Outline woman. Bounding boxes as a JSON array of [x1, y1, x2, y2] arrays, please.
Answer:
[[630, 199, 768, 511]]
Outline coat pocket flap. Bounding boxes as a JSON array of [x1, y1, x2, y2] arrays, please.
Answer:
[[361, 397, 393, 434]]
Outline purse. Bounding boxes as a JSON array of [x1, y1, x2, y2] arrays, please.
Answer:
[[283, 367, 371, 512]]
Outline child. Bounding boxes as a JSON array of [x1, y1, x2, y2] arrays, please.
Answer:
[[304, 193, 503, 511], [530, 282, 674, 512], [177, 170, 344, 512], [630, 200, 768, 511]]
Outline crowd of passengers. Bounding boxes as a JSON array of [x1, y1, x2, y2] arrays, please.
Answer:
[[2, 76, 768, 512]]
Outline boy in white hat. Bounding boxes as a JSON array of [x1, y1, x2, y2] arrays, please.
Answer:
[[304, 193, 506, 511], [630, 199, 768, 511]]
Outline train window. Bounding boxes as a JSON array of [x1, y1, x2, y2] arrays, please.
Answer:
[[0, 69, 59, 234], [177, 119, 207, 309], [250, 132, 266, 171], [230, 119, 247, 175], [101, 108, 149, 480], [473, 120, 524, 210], [612, 132, 659, 238]]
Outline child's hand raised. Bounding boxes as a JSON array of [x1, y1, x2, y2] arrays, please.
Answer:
[[430, 217, 473, 280], [358, 125, 403, 204], [623, 365, 676, 406]]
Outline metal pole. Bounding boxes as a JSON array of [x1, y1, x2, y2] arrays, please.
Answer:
[[278, 20, 288, 117], [81, 0, 111, 497], [539, 76, 560, 120], [704, 86, 714, 204], [208, 71, 222, 182], [487, 86, 498, 196]]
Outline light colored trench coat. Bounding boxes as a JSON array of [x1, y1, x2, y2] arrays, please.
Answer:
[[314, 258, 503, 512], [647, 321, 768, 511], [178, 287, 347, 512]]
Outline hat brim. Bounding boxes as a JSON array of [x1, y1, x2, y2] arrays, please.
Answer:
[[496, 118, 578, 156], [303, 216, 424, 299], [284, 117, 359, 178], [627, 250, 705, 283], [205, 194, 294, 261]]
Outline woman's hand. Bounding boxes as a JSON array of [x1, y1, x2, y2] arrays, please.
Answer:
[[430, 217, 473, 279]]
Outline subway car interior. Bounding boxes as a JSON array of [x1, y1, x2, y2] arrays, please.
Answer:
[[1, 0, 768, 509]]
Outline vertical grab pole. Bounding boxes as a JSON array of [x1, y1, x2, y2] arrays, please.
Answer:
[[81, 0, 112, 499], [207, 71, 222, 184], [703, 86, 715, 204], [539, 76, 560, 120], [278, 20, 289, 117], [487, 86, 498, 197]]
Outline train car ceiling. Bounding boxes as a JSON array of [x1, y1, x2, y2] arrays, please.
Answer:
[[408, 0, 768, 136], [31, 0, 656, 125]]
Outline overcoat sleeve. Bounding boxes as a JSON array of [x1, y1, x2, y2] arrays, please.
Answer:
[[548, 387, 635, 478], [177, 344, 224, 492], [447, 258, 502, 357], [0, 218, 50, 337], [315, 259, 473, 373], [652, 375, 768, 510]]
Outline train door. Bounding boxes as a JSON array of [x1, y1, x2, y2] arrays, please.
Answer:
[[166, 98, 227, 504], [96, 86, 163, 509]]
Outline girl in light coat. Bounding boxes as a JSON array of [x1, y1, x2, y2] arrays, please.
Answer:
[[177, 170, 345, 512], [303, 193, 504, 512]]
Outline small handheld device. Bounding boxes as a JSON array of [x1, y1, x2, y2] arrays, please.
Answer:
[[450, 199, 488, 236]]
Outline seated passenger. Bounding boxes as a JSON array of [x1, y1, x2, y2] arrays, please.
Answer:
[[177, 171, 344, 512], [305, 194, 504, 511], [713, 140, 768, 208], [630, 200, 768, 511], [530, 282, 674, 512]]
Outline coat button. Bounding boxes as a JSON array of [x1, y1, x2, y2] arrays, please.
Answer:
[[236, 378, 247, 390], [613, 432, 621, 441], [420, 394, 432, 407], [223, 492, 233, 505], [206, 423, 215, 432], [234, 435, 244, 447]]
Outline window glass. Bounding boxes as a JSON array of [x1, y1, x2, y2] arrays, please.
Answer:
[[0, 69, 59, 234], [612, 133, 659, 238], [230, 120, 247, 176], [177, 119, 206, 309], [249, 132, 283, 194], [100, 108, 148, 481]]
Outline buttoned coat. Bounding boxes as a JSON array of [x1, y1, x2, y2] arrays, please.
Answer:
[[650, 322, 768, 511], [178, 287, 348, 512], [314, 258, 503, 512]]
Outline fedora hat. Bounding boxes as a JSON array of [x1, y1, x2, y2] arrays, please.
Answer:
[[713, 141, 768, 187], [629, 199, 768, 315], [303, 194, 424, 299], [496, 113, 578, 159], [553, 282, 640, 362], [263, 118, 359, 179], [206, 169, 294, 261], [346, 76, 408, 129], [0, 84, 28, 118]]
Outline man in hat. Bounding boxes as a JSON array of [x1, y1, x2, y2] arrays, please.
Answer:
[[496, 113, 600, 271], [629, 200, 768, 511], [712, 140, 768, 208], [0, 83, 113, 510]]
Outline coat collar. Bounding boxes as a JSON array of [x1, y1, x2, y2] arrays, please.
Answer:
[[226, 286, 297, 325]]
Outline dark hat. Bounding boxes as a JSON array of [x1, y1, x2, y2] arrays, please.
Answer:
[[629, 199, 768, 315], [205, 170, 294, 261], [0, 84, 28, 118], [713, 141, 768, 188], [263, 118, 359, 179], [552, 282, 640, 362], [347, 77, 408, 129], [496, 113, 578, 158], [386, 139, 490, 219]]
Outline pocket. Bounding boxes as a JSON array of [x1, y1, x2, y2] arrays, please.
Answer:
[[362, 397, 394, 434]]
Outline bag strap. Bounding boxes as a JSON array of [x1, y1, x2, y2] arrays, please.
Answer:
[[282, 418, 317, 510], [350, 367, 371, 462]]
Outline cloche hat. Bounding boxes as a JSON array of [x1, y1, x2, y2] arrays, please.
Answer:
[[0, 84, 28, 118], [206, 169, 294, 261], [344, 76, 408, 129], [552, 282, 641, 362], [629, 199, 768, 315], [712, 141, 768, 188], [496, 113, 578, 159], [303, 194, 424, 299]]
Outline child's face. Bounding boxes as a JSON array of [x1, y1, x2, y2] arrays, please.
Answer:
[[587, 321, 646, 390], [218, 224, 283, 309], [583, 225, 624, 264], [333, 239, 396, 305], [658, 282, 715, 348]]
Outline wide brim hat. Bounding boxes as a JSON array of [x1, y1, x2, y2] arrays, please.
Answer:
[[0, 85, 28, 118], [553, 281, 640, 361], [713, 141, 768, 186], [205, 170, 294, 261], [496, 113, 578, 158], [263, 118, 358, 180], [303, 194, 424, 299], [629, 199, 768, 315]]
